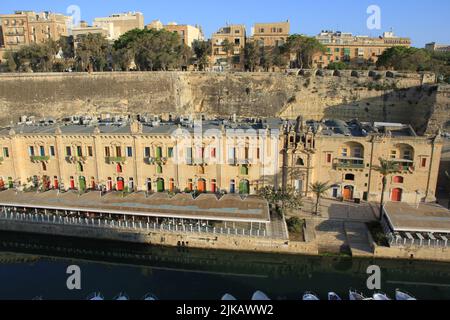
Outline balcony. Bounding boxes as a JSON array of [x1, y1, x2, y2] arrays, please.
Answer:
[[392, 160, 415, 173], [66, 156, 87, 163], [334, 158, 365, 170], [105, 156, 126, 164], [30, 156, 50, 163], [144, 157, 167, 165]]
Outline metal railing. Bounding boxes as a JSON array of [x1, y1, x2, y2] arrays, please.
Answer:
[[0, 210, 269, 239]]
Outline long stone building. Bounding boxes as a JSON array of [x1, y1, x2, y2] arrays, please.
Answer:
[[0, 116, 442, 205]]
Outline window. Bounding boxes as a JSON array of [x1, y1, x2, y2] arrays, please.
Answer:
[[155, 146, 162, 159], [49, 146, 55, 157], [403, 150, 412, 160], [234, 38, 240, 45], [256, 148, 260, 160], [244, 147, 249, 160], [104, 146, 110, 157], [66, 146, 71, 157], [228, 147, 236, 164], [354, 148, 362, 158], [144, 147, 151, 158], [341, 148, 348, 157], [345, 174, 355, 181], [186, 147, 192, 164], [115, 146, 122, 157], [335, 48, 340, 52], [156, 165, 163, 174], [326, 153, 332, 163], [126, 146, 133, 157], [87, 146, 93, 157], [421, 158, 427, 168], [297, 158, 305, 166], [40, 146, 45, 156], [3, 147, 9, 158], [210, 147, 216, 158], [76, 146, 82, 157], [390, 150, 397, 159], [168, 147, 174, 158], [241, 165, 249, 175], [393, 176, 404, 184]]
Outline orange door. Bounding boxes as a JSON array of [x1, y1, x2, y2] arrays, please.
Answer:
[[343, 187, 353, 200], [117, 179, 124, 191], [391, 188, 402, 202], [198, 180, 206, 193]]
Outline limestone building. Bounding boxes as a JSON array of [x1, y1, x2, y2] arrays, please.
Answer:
[[251, 21, 290, 47], [0, 116, 442, 206], [0, 11, 71, 50], [314, 30, 412, 68], [211, 24, 246, 70], [161, 23, 204, 48], [93, 12, 144, 40], [283, 118, 442, 204]]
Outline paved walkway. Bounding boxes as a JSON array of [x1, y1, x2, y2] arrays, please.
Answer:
[[314, 220, 350, 255], [344, 222, 374, 257], [268, 211, 289, 240]]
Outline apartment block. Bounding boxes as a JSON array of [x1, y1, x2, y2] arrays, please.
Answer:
[[163, 23, 204, 47], [251, 21, 290, 47], [211, 24, 246, 70], [93, 12, 144, 40]]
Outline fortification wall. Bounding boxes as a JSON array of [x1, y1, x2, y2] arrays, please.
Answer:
[[0, 71, 446, 134]]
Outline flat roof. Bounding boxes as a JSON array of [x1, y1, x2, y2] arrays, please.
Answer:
[[0, 190, 270, 223], [384, 202, 450, 234]]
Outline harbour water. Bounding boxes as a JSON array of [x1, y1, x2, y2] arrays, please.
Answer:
[[0, 231, 449, 300]]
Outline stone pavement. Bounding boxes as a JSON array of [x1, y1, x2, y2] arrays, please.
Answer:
[[344, 222, 374, 257]]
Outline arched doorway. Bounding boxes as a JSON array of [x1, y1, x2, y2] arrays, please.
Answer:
[[0, 178, 5, 190], [90, 177, 96, 190], [391, 188, 403, 202], [128, 178, 134, 192], [79, 176, 86, 192], [53, 176, 59, 189], [169, 179, 175, 192], [107, 177, 113, 191], [211, 179, 217, 193], [156, 178, 165, 193], [117, 177, 124, 191], [146, 178, 152, 192], [230, 180, 236, 194], [8, 177, 13, 189], [197, 178, 206, 193], [343, 186, 354, 200], [239, 180, 250, 195]]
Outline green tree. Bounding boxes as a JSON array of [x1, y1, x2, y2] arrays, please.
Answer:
[[14, 39, 59, 72], [257, 186, 302, 213], [286, 35, 325, 69], [244, 42, 260, 71], [3, 50, 17, 72], [192, 39, 211, 71], [327, 61, 348, 70], [75, 33, 110, 72], [310, 181, 332, 215], [221, 39, 235, 68], [373, 158, 400, 220]]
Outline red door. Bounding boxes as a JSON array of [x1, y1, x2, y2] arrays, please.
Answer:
[[53, 178, 59, 189], [211, 181, 216, 193], [391, 188, 402, 202], [117, 179, 124, 191], [70, 179, 75, 189], [91, 179, 96, 190]]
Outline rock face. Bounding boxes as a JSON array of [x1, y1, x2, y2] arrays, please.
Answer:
[[0, 71, 447, 134]]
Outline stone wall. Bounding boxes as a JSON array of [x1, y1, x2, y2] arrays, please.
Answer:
[[0, 71, 447, 134]]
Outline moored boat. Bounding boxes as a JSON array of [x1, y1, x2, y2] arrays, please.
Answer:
[[251, 291, 270, 301], [303, 292, 320, 300], [87, 292, 104, 300], [221, 293, 237, 300], [395, 289, 416, 301], [114, 292, 129, 300], [328, 292, 341, 301], [349, 290, 372, 300], [373, 292, 391, 300], [143, 293, 158, 301]]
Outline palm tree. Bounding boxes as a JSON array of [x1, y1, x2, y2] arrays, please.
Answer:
[[310, 181, 331, 215], [373, 158, 400, 221], [221, 39, 235, 69]]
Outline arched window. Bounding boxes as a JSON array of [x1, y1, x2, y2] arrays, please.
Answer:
[[169, 178, 175, 192], [42, 162, 47, 171], [393, 176, 404, 184], [211, 179, 217, 193], [296, 158, 305, 166], [156, 165, 163, 174], [230, 180, 236, 194]]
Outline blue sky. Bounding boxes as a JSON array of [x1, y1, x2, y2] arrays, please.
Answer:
[[1, 0, 449, 47]]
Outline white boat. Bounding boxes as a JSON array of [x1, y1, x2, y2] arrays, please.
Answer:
[[373, 292, 391, 300], [114, 292, 129, 300], [349, 290, 372, 300], [251, 291, 270, 301], [143, 293, 158, 301], [328, 292, 341, 301], [221, 293, 237, 300], [87, 292, 104, 301], [395, 289, 416, 301], [303, 292, 320, 300]]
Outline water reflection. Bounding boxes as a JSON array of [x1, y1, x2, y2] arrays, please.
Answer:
[[0, 231, 449, 300]]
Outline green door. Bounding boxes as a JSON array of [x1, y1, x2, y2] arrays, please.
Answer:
[[239, 180, 249, 195], [79, 176, 86, 192], [156, 147, 162, 159], [157, 179, 165, 192]]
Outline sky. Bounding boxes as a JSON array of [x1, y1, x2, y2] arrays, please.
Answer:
[[1, 0, 449, 47]]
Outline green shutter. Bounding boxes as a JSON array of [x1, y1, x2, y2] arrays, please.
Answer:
[[156, 147, 162, 159], [79, 177, 86, 191], [157, 179, 164, 192]]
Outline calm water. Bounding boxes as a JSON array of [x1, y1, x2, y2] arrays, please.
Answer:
[[0, 231, 450, 300]]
